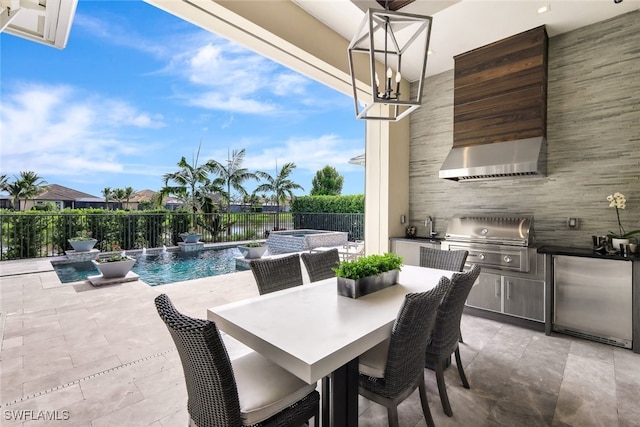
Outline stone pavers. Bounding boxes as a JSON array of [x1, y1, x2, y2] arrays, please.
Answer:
[[1, 258, 639, 426]]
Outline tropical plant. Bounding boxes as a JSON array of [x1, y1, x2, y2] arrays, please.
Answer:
[[6, 171, 48, 210], [161, 141, 219, 227], [111, 188, 127, 208], [102, 187, 112, 209], [332, 253, 403, 280], [123, 186, 135, 210], [196, 195, 235, 243], [310, 165, 344, 196], [255, 162, 304, 230], [210, 148, 259, 232], [0, 174, 8, 192]]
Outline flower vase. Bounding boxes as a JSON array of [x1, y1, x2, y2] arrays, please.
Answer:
[[610, 238, 629, 253]]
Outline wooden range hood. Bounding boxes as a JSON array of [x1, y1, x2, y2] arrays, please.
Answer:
[[440, 26, 549, 181]]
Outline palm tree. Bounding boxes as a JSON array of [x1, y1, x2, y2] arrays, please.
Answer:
[[10, 171, 48, 210], [255, 162, 304, 230], [210, 148, 259, 231], [111, 188, 127, 209], [5, 181, 25, 210], [123, 186, 135, 210], [0, 174, 8, 192], [102, 187, 112, 210], [161, 142, 218, 227]]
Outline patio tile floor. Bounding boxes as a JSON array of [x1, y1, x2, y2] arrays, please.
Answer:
[[1, 258, 639, 426]]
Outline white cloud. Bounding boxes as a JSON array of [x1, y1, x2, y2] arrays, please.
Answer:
[[0, 83, 164, 176], [223, 134, 364, 173], [272, 73, 309, 96]]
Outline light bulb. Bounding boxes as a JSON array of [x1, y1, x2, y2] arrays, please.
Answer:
[[386, 67, 392, 78], [396, 72, 402, 82]]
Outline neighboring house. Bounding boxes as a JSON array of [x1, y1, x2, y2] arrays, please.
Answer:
[[0, 195, 12, 209], [26, 184, 102, 210], [129, 189, 182, 211]]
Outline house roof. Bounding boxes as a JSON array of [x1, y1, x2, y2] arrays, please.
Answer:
[[130, 189, 182, 205], [130, 189, 157, 203], [35, 184, 99, 201]]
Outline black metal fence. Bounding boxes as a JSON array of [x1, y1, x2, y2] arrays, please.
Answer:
[[0, 211, 364, 260]]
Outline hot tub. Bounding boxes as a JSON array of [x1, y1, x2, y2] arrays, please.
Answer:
[[267, 229, 348, 254]]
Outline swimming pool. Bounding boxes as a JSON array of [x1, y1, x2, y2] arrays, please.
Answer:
[[53, 247, 246, 286]]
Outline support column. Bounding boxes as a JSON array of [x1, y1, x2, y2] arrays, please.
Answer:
[[364, 115, 410, 255]]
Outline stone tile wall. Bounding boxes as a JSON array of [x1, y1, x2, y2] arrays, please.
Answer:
[[408, 11, 640, 247]]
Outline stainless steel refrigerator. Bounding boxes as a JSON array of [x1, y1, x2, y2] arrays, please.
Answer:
[[553, 255, 633, 349]]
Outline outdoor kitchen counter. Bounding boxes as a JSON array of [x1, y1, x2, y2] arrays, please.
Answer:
[[390, 237, 442, 266], [538, 246, 639, 354], [538, 245, 639, 261]]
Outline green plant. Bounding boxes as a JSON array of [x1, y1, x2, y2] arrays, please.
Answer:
[[332, 253, 403, 280], [95, 253, 133, 263], [243, 241, 264, 247], [180, 228, 200, 235], [69, 230, 94, 241]]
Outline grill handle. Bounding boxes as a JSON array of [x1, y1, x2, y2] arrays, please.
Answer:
[[495, 279, 500, 297], [506, 280, 512, 300]]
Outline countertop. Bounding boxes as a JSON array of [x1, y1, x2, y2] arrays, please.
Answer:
[[538, 245, 638, 261], [390, 236, 443, 244]]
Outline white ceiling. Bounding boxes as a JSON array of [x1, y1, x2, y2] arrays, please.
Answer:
[[0, 0, 78, 49], [293, 0, 640, 81]]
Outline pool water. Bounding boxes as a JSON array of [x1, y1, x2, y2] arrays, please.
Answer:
[[53, 248, 245, 286]]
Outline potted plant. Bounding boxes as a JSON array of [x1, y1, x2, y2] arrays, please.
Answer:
[[333, 252, 403, 298], [606, 192, 640, 252], [237, 241, 268, 259], [68, 230, 98, 252], [92, 252, 137, 279], [179, 228, 202, 244]]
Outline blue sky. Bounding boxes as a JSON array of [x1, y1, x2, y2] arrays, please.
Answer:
[[0, 0, 365, 199]]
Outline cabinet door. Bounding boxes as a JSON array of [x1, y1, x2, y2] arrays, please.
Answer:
[[392, 241, 421, 266], [466, 272, 502, 312], [503, 277, 544, 322]]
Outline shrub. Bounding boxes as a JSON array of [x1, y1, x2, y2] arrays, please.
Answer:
[[332, 253, 403, 280]]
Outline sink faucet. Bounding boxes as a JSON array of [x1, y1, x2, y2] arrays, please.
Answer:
[[425, 216, 434, 236]]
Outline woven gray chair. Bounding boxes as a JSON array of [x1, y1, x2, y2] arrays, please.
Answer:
[[301, 249, 340, 282], [420, 246, 469, 343], [249, 254, 303, 295], [155, 294, 319, 427], [425, 264, 481, 417], [358, 277, 451, 427], [419, 246, 468, 272]]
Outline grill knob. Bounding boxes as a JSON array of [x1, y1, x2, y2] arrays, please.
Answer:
[[478, 253, 486, 260], [504, 255, 512, 263]]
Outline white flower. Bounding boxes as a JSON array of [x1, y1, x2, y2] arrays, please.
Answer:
[[608, 192, 626, 209]]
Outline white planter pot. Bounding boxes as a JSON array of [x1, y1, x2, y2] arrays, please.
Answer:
[[337, 269, 399, 299], [92, 258, 136, 279], [68, 239, 98, 252], [611, 238, 629, 253], [180, 234, 202, 243], [238, 245, 267, 259]]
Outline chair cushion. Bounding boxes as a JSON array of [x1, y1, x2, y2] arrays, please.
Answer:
[[358, 338, 390, 378], [232, 351, 317, 425]]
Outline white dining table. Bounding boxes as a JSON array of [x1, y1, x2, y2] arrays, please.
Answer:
[[207, 264, 454, 427]]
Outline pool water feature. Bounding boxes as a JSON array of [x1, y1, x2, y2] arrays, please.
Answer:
[[266, 229, 348, 254], [52, 247, 246, 286]]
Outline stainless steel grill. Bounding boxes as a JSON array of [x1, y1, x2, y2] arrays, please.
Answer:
[[440, 214, 536, 273]]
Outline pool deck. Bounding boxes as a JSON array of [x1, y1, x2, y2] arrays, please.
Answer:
[[1, 257, 640, 426], [0, 256, 261, 426]]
